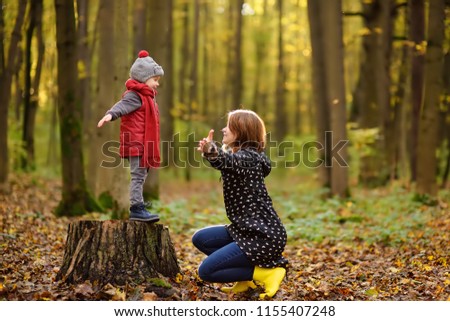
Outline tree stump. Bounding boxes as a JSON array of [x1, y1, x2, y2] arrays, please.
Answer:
[[56, 220, 180, 285]]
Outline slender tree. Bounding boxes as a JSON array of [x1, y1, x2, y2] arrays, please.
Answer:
[[185, 0, 200, 182], [0, 0, 27, 193], [22, 0, 44, 171], [274, 0, 288, 142], [200, 1, 209, 118], [88, 0, 115, 197], [252, 0, 269, 116], [408, 0, 425, 181], [133, 0, 146, 55], [54, 0, 100, 215], [376, 0, 395, 180], [178, 2, 190, 109], [416, 0, 445, 197], [141, 0, 174, 196], [148, 0, 174, 167], [87, 0, 129, 217], [77, 0, 94, 148], [111, 0, 131, 216], [307, 0, 331, 190], [231, 0, 244, 109], [441, 52, 450, 188], [308, 0, 349, 197], [321, 0, 349, 197], [350, 0, 393, 186]]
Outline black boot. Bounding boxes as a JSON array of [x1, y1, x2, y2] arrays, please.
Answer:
[[129, 203, 160, 222]]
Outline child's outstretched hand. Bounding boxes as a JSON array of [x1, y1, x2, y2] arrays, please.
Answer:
[[97, 114, 112, 128], [197, 129, 214, 153]]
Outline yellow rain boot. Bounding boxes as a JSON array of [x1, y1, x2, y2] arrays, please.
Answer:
[[221, 281, 257, 293], [253, 266, 286, 299]]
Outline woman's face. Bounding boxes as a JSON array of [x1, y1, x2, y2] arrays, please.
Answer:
[[222, 121, 236, 146]]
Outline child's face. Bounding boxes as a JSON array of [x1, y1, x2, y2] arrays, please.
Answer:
[[145, 76, 160, 90], [222, 121, 236, 146]]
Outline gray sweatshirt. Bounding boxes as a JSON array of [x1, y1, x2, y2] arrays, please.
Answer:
[[106, 91, 142, 121]]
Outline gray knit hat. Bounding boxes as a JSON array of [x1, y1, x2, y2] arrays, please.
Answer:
[[129, 50, 164, 83]]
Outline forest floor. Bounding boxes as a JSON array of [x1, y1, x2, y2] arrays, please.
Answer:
[[1, 172, 449, 301]]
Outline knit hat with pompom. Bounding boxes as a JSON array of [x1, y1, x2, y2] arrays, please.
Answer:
[[129, 50, 164, 83]]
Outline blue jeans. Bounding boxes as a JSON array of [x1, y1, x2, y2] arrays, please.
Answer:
[[192, 225, 254, 283]]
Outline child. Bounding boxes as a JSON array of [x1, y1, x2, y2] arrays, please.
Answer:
[[97, 50, 163, 222], [193, 110, 288, 299]]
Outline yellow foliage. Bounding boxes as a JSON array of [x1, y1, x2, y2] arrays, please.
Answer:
[[78, 60, 87, 79], [373, 28, 383, 34], [359, 27, 372, 37], [422, 265, 432, 272], [174, 273, 183, 284], [112, 288, 126, 301]]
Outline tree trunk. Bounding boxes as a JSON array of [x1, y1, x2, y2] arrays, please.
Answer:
[[376, 0, 395, 183], [87, 0, 129, 217], [441, 53, 450, 188], [22, 0, 44, 171], [295, 0, 304, 136], [133, 0, 147, 54], [274, 0, 288, 142], [307, 0, 331, 190], [0, 0, 27, 193], [110, 0, 131, 217], [185, 0, 200, 182], [321, 0, 349, 197], [144, 0, 173, 197], [149, 0, 174, 169], [178, 2, 190, 109], [442, 123, 450, 189], [57, 221, 180, 285], [408, 0, 425, 182], [231, 0, 244, 109], [352, 2, 387, 186], [252, 0, 269, 116], [88, 0, 115, 197], [77, 0, 93, 155], [200, 1, 209, 118], [416, 0, 445, 197], [54, 0, 100, 216], [392, 43, 410, 180]]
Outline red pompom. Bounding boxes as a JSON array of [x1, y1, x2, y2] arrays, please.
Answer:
[[138, 50, 149, 58]]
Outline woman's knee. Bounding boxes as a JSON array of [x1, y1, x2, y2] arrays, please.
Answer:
[[191, 228, 207, 249], [192, 226, 227, 249], [197, 261, 214, 282]]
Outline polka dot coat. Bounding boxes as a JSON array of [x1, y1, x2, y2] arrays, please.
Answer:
[[206, 146, 288, 268]]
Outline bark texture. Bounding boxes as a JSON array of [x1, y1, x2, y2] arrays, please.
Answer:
[[57, 221, 180, 285]]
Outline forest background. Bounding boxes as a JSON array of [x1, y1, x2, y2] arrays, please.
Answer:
[[0, 0, 449, 301]]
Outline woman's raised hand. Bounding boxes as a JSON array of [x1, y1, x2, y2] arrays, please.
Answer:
[[197, 129, 214, 152]]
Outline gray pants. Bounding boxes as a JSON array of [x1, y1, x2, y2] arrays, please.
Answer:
[[129, 156, 148, 206]]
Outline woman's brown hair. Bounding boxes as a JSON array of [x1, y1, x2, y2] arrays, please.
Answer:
[[227, 109, 266, 152]]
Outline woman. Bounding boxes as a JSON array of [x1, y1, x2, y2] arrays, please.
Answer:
[[193, 109, 288, 299]]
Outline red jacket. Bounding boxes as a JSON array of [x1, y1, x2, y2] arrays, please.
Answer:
[[120, 79, 161, 168]]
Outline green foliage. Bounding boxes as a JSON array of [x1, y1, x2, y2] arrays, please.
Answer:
[[277, 183, 440, 245], [347, 123, 381, 158], [146, 278, 172, 289], [98, 191, 114, 209], [2, 172, 449, 301], [412, 193, 439, 206], [7, 120, 27, 171], [151, 195, 226, 235], [156, 169, 444, 247], [54, 190, 103, 217]]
